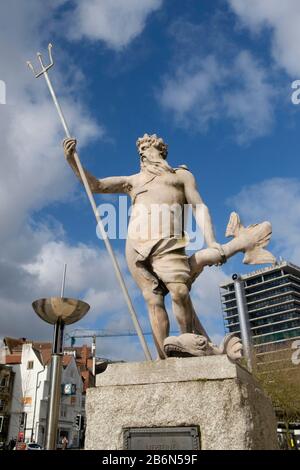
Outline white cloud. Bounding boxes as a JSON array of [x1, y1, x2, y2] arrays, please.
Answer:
[[23, 238, 140, 322], [228, 0, 300, 77], [159, 50, 275, 143], [24, 239, 134, 324], [0, 232, 140, 351], [0, 99, 101, 241], [0, 2, 113, 345], [160, 55, 224, 129], [223, 51, 275, 143], [67, 0, 163, 50], [228, 178, 300, 264], [0, 1, 103, 245]]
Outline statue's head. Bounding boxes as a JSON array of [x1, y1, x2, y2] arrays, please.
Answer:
[[136, 133, 173, 176], [136, 133, 168, 160]]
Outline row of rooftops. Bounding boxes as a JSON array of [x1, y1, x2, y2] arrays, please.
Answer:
[[3, 337, 93, 361], [2, 338, 121, 391]]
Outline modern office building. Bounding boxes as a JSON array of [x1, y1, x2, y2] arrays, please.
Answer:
[[220, 260, 300, 352]]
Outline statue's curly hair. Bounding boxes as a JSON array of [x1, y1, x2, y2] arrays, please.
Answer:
[[136, 133, 168, 159]]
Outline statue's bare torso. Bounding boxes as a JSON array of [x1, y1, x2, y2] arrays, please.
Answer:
[[128, 170, 187, 207]]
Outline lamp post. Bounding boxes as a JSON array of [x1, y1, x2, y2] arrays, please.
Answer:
[[32, 296, 90, 449], [232, 273, 255, 372]]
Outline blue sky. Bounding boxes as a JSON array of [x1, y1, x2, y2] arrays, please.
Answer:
[[1, 0, 300, 360]]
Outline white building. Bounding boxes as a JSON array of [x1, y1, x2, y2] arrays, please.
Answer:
[[5, 342, 84, 448]]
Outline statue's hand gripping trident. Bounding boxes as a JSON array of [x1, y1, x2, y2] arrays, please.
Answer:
[[27, 44, 152, 361]]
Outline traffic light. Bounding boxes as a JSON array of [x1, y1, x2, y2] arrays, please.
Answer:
[[80, 416, 84, 430], [75, 414, 81, 430]]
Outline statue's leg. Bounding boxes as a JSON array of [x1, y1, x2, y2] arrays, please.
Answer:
[[142, 289, 169, 359], [125, 240, 170, 359], [166, 282, 193, 334]]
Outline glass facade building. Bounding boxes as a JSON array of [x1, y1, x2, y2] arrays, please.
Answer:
[[220, 261, 300, 350]]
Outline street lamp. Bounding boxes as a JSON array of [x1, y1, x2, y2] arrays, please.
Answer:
[[32, 296, 90, 450]]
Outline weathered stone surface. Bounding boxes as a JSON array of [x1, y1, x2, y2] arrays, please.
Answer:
[[96, 355, 247, 386], [86, 356, 278, 450]]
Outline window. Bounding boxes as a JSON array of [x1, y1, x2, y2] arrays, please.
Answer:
[[27, 361, 34, 370], [250, 311, 300, 328], [254, 328, 300, 345], [263, 271, 281, 281], [246, 277, 289, 294], [248, 295, 294, 311], [60, 405, 67, 418], [224, 300, 237, 308], [246, 276, 263, 286], [0, 376, 8, 387], [0, 399, 6, 412]]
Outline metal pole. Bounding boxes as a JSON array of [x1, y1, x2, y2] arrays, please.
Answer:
[[233, 274, 255, 372], [92, 335, 96, 378], [31, 367, 45, 442], [27, 47, 151, 361], [44, 319, 64, 450], [44, 263, 67, 449], [60, 263, 67, 298]]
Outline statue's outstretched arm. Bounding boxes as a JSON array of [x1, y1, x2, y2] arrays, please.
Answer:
[[63, 138, 132, 194]]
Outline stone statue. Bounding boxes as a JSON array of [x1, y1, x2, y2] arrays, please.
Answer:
[[63, 134, 275, 360]]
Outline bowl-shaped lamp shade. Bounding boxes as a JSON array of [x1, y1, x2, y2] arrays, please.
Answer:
[[32, 297, 90, 325]]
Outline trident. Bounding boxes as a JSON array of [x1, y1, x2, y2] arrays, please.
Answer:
[[27, 43, 152, 361]]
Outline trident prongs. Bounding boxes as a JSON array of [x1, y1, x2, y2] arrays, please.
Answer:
[[26, 43, 54, 78]]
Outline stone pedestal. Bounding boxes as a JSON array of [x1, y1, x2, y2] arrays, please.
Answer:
[[85, 355, 278, 450]]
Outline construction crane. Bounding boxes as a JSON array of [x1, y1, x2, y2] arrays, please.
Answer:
[[65, 328, 157, 343], [65, 328, 178, 374]]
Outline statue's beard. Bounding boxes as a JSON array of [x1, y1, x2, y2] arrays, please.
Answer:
[[140, 156, 175, 176]]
